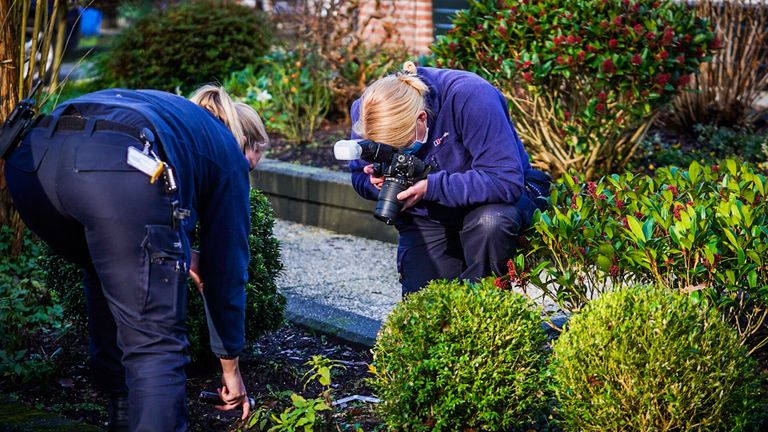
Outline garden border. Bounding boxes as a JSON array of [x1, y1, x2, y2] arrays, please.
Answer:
[[250, 159, 398, 244]]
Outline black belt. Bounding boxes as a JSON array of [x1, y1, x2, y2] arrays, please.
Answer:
[[37, 115, 143, 141]]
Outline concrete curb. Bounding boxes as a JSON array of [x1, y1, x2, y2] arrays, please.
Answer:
[[251, 160, 398, 244]]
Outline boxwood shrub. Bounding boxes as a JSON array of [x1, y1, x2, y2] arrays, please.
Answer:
[[371, 278, 550, 431], [552, 285, 764, 431], [96, 0, 273, 93]]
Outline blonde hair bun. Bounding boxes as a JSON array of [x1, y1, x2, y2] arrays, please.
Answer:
[[402, 61, 417, 75]]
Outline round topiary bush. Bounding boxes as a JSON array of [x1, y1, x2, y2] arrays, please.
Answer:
[[372, 278, 550, 431], [97, 0, 273, 93], [552, 285, 764, 431]]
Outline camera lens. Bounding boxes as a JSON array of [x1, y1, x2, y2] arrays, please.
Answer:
[[374, 179, 407, 225]]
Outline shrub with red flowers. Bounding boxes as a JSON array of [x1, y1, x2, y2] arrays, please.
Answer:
[[432, 0, 717, 178], [514, 160, 768, 355]]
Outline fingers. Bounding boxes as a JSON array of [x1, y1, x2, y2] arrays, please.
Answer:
[[240, 397, 250, 420], [215, 385, 249, 417], [362, 164, 374, 174]]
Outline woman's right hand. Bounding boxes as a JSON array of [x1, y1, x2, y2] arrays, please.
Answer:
[[217, 357, 250, 420], [363, 164, 384, 190]]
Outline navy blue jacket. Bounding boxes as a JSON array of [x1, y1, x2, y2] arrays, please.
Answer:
[[56, 89, 250, 357], [350, 67, 531, 223]]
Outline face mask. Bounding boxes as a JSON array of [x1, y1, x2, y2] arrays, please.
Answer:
[[403, 126, 428, 155]]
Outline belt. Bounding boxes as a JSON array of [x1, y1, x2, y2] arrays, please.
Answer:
[[37, 115, 144, 141]]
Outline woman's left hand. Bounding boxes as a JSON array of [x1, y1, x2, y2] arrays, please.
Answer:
[[397, 180, 428, 210]]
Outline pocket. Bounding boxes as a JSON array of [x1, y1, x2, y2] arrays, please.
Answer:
[[75, 138, 140, 172], [139, 224, 187, 322]]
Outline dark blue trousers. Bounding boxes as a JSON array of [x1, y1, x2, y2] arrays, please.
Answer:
[[4, 124, 190, 431], [395, 200, 534, 295]]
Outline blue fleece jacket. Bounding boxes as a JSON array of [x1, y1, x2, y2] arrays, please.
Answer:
[[56, 89, 250, 358], [350, 67, 531, 223]]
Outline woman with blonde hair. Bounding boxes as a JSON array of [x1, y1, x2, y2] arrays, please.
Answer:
[[4, 84, 267, 431], [349, 62, 544, 295]]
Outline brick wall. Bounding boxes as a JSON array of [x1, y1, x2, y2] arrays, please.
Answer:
[[359, 0, 434, 55]]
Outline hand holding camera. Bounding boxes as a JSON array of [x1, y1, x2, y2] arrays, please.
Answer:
[[335, 139, 432, 225]]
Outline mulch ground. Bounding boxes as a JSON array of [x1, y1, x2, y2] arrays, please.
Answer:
[[0, 322, 381, 431]]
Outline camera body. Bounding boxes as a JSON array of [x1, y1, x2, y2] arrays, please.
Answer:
[[334, 139, 431, 225]]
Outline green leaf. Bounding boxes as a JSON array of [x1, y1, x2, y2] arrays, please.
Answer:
[[688, 161, 701, 184], [627, 215, 646, 244], [748, 270, 757, 289], [597, 255, 612, 272]]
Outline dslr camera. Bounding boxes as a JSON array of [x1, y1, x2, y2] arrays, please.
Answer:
[[335, 139, 432, 225]]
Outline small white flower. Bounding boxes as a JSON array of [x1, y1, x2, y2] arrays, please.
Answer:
[[255, 89, 272, 103]]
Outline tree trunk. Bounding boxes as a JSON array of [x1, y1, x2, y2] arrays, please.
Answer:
[[0, 1, 25, 254]]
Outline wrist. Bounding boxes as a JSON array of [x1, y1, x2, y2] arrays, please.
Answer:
[[220, 356, 239, 374]]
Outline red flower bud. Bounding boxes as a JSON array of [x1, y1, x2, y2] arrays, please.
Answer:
[[608, 39, 618, 49], [631, 54, 642, 65], [577, 50, 586, 62], [602, 58, 616, 73], [595, 102, 606, 113], [598, 91, 607, 101], [586, 44, 597, 53], [613, 16, 623, 26], [655, 73, 671, 86], [633, 23, 643, 34], [564, 111, 571, 121], [658, 50, 669, 60], [677, 75, 690, 87], [676, 54, 685, 64], [528, 15, 535, 25], [522, 71, 533, 82], [600, 20, 609, 29]]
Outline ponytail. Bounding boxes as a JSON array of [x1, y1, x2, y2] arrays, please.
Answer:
[[189, 84, 246, 150]]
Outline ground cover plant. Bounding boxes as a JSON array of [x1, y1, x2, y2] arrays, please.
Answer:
[[553, 285, 764, 431], [0, 227, 66, 384], [432, 0, 718, 178], [372, 278, 551, 431]]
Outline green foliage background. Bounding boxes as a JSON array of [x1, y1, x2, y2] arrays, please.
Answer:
[[95, 0, 273, 93]]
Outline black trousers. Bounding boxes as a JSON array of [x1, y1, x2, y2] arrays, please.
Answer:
[[395, 199, 535, 296], [4, 124, 190, 431]]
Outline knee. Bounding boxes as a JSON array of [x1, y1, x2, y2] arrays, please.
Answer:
[[466, 205, 523, 237]]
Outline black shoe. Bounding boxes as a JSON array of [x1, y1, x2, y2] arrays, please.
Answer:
[[107, 393, 129, 432]]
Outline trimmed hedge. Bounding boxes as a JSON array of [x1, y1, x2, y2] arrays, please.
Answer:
[[552, 285, 764, 431], [372, 278, 550, 431]]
